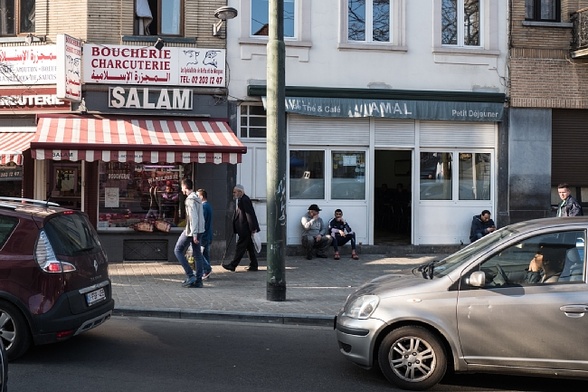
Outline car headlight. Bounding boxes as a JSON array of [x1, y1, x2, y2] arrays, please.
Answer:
[[343, 294, 379, 319]]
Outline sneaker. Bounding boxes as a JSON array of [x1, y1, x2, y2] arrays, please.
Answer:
[[202, 270, 212, 280], [190, 280, 203, 288], [181, 275, 197, 287]]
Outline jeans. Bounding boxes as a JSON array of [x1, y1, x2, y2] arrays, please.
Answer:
[[200, 239, 212, 273], [174, 232, 204, 280]]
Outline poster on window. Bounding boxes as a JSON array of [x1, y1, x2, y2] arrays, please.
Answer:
[[104, 187, 120, 208], [83, 44, 226, 87]]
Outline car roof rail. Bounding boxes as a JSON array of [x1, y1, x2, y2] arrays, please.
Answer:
[[0, 197, 60, 208]]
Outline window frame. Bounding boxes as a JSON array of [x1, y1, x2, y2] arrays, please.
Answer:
[[525, 0, 561, 23], [0, 0, 35, 37], [347, 0, 392, 43], [134, 0, 185, 37], [289, 148, 368, 201], [419, 149, 492, 202], [339, 0, 405, 50], [238, 103, 267, 139], [250, 0, 297, 38], [441, 0, 481, 48]]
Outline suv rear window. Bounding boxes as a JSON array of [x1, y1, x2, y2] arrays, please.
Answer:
[[0, 216, 18, 248], [44, 213, 102, 256]]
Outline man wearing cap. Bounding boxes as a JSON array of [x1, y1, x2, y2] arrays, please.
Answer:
[[301, 204, 332, 260]]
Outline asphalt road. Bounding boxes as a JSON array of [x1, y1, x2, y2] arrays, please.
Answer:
[[8, 317, 588, 392]]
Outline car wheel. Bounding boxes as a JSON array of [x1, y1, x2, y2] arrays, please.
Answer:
[[0, 301, 32, 361], [378, 326, 447, 391]]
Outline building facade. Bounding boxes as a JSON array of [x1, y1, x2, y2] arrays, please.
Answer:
[[508, 0, 588, 224], [0, 0, 242, 261], [226, 0, 508, 246]]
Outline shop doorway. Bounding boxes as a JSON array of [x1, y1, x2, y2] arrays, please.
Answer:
[[374, 150, 411, 245]]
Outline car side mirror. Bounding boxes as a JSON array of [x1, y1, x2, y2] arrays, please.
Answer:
[[466, 271, 486, 287]]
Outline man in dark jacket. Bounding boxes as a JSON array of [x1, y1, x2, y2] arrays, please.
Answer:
[[469, 210, 496, 243], [556, 183, 583, 217], [222, 184, 261, 272]]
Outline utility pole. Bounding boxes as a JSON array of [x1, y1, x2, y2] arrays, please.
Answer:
[[266, 0, 287, 301]]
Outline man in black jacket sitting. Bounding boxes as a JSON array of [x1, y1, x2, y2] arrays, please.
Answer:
[[469, 210, 496, 243]]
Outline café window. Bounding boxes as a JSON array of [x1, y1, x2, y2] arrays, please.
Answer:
[[0, 163, 23, 197], [290, 150, 324, 199], [98, 162, 189, 229], [420, 151, 491, 201], [331, 151, 365, 200]]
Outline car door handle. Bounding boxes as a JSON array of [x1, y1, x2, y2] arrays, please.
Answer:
[[560, 305, 588, 317]]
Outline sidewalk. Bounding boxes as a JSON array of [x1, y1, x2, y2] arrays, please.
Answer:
[[109, 252, 444, 326]]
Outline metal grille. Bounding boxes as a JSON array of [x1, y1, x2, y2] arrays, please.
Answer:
[[123, 239, 168, 261]]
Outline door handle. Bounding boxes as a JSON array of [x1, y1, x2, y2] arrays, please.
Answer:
[[560, 305, 588, 318]]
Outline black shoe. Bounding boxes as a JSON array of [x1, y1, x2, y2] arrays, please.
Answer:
[[246, 266, 259, 271], [316, 253, 328, 258], [222, 264, 236, 272], [306, 253, 313, 260], [189, 280, 203, 288]]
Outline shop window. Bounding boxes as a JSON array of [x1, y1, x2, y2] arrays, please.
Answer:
[[250, 0, 296, 37], [525, 0, 560, 22], [0, 0, 35, 36], [135, 0, 183, 36], [239, 103, 267, 138], [441, 0, 480, 47], [347, 0, 390, 43], [290, 150, 324, 199], [98, 162, 189, 229], [458, 152, 491, 200], [0, 163, 23, 197], [331, 151, 366, 200], [420, 152, 453, 200]]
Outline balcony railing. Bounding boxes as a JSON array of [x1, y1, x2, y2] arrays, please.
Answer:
[[571, 8, 588, 57]]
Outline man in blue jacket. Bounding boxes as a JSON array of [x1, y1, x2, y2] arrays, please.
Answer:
[[469, 210, 496, 243]]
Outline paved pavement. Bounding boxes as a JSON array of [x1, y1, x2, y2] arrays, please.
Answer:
[[109, 250, 445, 326]]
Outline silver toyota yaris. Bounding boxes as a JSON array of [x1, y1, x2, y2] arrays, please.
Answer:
[[335, 217, 588, 390]]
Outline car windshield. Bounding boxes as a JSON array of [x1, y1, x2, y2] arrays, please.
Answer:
[[44, 212, 102, 256], [427, 226, 520, 278]]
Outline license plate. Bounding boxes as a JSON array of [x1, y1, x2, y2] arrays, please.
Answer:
[[86, 288, 106, 306]]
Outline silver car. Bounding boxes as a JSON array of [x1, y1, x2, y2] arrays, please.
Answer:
[[335, 217, 588, 390]]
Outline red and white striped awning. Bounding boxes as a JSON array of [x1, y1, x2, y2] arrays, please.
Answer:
[[31, 115, 246, 164], [0, 131, 36, 165]]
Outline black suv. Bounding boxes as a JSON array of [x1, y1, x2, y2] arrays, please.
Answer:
[[0, 197, 114, 360]]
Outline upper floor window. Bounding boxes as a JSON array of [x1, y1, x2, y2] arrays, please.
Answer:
[[348, 0, 391, 43], [251, 0, 296, 38], [0, 0, 35, 36], [135, 0, 183, 36], [239, 104, 267, 139], [442, 0, 480, 47], [525, 0, 560, 22]]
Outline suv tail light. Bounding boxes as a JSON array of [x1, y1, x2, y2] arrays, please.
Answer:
[[35, 230, 77, 273]]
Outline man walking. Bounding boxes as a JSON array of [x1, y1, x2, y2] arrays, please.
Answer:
[[197, 188, 213, 279], [222, 184, 260, 272], [174, 178, 206, 288], [557, 183, 583, 217]]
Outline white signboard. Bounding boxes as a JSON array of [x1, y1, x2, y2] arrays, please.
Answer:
[[56, 34, 83, 102], [83, 44, 226, 87], [0, 45, 57, 85]]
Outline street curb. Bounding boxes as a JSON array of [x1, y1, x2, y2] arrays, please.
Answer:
[[113, 307, 335, 327]]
